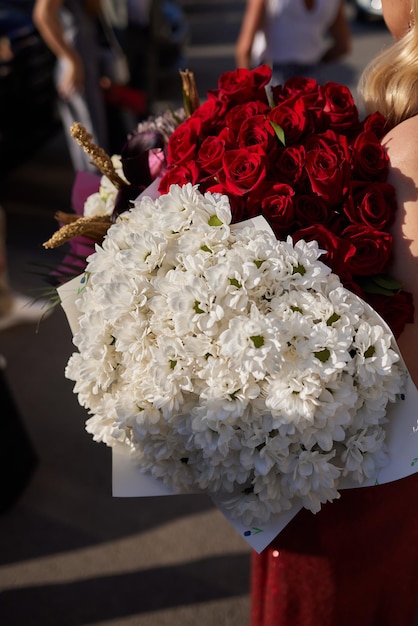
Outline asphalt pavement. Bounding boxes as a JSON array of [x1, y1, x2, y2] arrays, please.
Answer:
[[1, 3, 413, 626], [0, 3, 252, 625]]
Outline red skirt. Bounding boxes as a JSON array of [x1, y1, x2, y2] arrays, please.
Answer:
[[251, 473, 418, 626]]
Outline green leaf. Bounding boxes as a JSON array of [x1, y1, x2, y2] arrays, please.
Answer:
[[269, 121, 286, 146], [373, 275, 403, 290], [229, 278, 242, 288], [266, 85, 276, 109], [358, 274, 403, 296]]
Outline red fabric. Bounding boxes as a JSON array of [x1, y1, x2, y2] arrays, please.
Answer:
[[251, 473, 418, 626], [71, 171, 102, 215], [102, 83, 148, 116]]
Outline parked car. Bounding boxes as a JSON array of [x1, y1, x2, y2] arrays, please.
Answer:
[[353, 0, 383, 21]]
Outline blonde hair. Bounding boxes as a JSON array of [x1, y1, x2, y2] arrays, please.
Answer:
[[358, 2, 418, 126]]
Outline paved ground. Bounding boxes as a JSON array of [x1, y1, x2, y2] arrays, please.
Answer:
[[2, 3, 414, 626], [0, 3, 252, 624]]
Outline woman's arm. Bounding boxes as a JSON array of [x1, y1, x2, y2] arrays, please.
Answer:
[[33, 0, 85, 98], [382, 116, 418, 386], [322, 0, 352, 63], [235, 0, 265, 68]]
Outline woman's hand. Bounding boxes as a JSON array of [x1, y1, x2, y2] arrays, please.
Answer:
[[57, 53, 85, 98]]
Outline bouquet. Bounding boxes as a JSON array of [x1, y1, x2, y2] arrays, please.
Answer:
[[48, 65, 417, 543], [65, 183, 405, 527]]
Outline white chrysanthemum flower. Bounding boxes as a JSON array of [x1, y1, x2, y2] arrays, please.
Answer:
[[218, 305, 283, 380], [265, 367, 323, 424], [83, 191, 109, 217], [83, 155, 126, 218], [280, 448, 341, 511], [352, 321, 400, 387], [65, 184, 406, 527], [341, 427, 388, 482]]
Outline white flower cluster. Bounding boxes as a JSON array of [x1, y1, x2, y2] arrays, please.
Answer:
[[83, 155, 125, 217], [66, 184, 406, 526]]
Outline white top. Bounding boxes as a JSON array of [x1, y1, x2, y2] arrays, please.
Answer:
[[263, 0, 340, 65]]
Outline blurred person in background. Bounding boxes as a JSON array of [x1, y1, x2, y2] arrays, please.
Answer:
[[33, 0, 109, 172], [125, 0, 152, 95], [235, 0, 351, 85], [0, 205, 50, 330]]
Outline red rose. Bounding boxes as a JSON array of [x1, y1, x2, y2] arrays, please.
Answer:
[[342, 223, 392, 276], [268, 96, 312, 145], [272, 76, 322, 107], [217, 125, 238, 149], [366, 291, 414, 339], [238, 114, 277, 155], [305, 129, 350, 159], [293, 224, 356, 279], [305, 141, 350, 206], [351, 131, 389, 181], [189, 96, 228, 134], [294, 193, 334, 229], [319, 82, 360, 133], [272, 146, 306, 186], [362, 111, 391, 141], [345, 181, 397, 230], [217, 148, 267, 195], [258, 183, 296, 238], [158, 162, 201, 194], [197, 135, 226, 174], [166, 117, 202, 166], [225, 101, 271, 136], [215, 65, 272, 105]]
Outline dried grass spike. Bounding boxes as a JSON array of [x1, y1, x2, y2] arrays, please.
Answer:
[[70, 123, 128, 189], [43, 215, 112, 249]]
